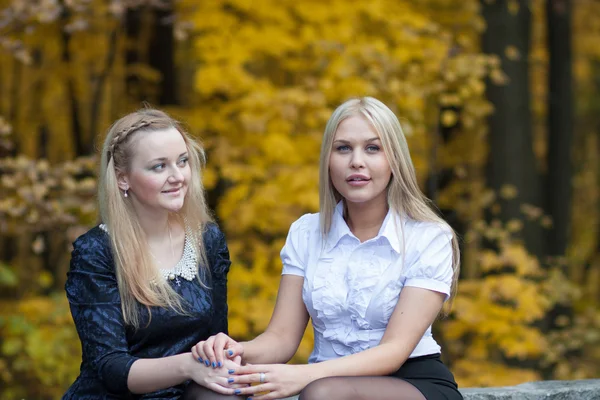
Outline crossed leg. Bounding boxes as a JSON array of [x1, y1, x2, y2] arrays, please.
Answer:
[[298, 376, 426, 400]]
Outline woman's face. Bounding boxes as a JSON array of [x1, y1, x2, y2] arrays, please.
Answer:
[[329, 115, 392, 210], [119, 127, 191, 218]]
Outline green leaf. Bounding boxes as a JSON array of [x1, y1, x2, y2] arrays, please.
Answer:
[[0, 263, 18, 287]]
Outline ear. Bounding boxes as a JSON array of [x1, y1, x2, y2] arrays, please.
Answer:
[[116, 169, 129, 191]]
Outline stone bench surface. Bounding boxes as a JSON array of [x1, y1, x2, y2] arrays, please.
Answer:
[[283, 379, 600, 400], [460, 379, 600, 400]]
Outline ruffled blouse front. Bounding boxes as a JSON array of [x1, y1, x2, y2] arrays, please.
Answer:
[[281, 203, 453, 363]]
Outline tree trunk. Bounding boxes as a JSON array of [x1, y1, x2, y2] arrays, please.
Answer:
[[126, 2, 177, 105], [536, 1, 575, 366], [425, 105, 466, 278], [546, 0, 573, 256], [125, 7, 143, 101], [481, 0, 545, 258], [60, 5, 85, 156], [89, 28, 119, 144], [7, 58, 21, 156], [149, 3, 178, 106]]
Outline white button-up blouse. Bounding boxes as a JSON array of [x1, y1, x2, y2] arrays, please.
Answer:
[[281, 202, 454, 364]]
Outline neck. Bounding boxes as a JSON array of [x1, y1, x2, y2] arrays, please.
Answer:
[[344, 198, 389, 242], [136, 210, 170, 241]]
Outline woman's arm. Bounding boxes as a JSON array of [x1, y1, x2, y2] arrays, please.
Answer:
[[128, 353, 237, 394], [242, 275, 309, 363], [304, 286, 445, 377], [194, 274, 309, 367], [195, 217, 312, 368], [208, 225, 231, 337], [227, 286, 445, 400], [301, 222, 456, 376], [66, 232, 233, 395], [129, 226, 236, 393]]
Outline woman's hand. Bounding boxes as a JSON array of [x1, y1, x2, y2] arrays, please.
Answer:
[[186, 355, 243, 394], [226, 363, 312, 399], [192, 332, 244, 368]]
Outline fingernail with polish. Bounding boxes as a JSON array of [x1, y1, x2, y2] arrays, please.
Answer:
[[218, 361, 222, 367], [228, 378, 234, 383], [228, 349, 234, 356], [197, 357, 203, 363], [204, 360, 210, 366], [228, 369, 235, 374], [234, 389, 241, 395], [212, 361, 217, 368]]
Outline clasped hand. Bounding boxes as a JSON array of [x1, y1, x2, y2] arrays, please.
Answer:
[[192, 333, 310, 399]]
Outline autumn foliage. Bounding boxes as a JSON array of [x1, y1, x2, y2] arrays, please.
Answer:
[[0, 0, 599, 398]]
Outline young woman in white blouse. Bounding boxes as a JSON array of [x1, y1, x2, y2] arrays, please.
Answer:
[[188, 97, 462, 400]]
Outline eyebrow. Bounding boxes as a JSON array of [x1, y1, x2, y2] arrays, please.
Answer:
[[148, 152, 188, 163], [333, 137, 381, 144]]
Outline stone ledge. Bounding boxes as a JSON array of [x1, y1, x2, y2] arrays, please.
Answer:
[[460, 379, 600, 400], [283, 379, 600, 400]]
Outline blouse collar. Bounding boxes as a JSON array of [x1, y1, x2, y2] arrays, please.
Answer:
[[325, 202, 404, 254]]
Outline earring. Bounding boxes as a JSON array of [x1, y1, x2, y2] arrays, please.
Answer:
[[124, 188, 128, 198]]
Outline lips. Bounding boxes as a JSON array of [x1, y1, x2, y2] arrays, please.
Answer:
[[162, 187, 182, 193], [346, 174, 371, 187], [346, 174, 370, 182]]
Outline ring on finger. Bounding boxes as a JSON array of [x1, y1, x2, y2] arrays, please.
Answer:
[[259, 372, 266, 383]]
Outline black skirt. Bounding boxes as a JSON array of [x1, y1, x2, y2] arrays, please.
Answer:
[[389, 353, 463, 400]]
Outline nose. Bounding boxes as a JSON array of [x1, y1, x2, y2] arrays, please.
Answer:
[[168, 164, 185, 182], [350, 149, 365, 169]]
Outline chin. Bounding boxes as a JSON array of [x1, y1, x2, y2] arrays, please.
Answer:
[[341, 192, 373, 203], [162, 200, 185, 213], [344, 198, 372, 206], [344, 193, 387, 207]]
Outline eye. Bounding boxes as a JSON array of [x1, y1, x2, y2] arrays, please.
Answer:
[[335, 145, 351, 153], [366, 145, 380, 153], [152, 163, 166, 171], [178, 157, 189, 167]]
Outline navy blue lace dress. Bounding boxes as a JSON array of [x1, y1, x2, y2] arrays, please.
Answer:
[[63, 223, 230, 399]]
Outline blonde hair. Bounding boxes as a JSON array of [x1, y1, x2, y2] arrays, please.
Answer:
[[98, 108, 213, 328], [318, 97, 460, 311]]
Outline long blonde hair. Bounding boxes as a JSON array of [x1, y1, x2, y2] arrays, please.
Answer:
[[98, 108, 213, 328], [318, 97, 460, 311]]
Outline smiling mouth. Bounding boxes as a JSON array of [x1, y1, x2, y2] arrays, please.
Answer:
[[162, 188, 182, 193]]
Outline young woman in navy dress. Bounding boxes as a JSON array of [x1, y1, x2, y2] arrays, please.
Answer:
[[63, 109, 241, 399], [189, 97, 463, 400]]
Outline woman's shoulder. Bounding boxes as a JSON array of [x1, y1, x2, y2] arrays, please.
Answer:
[[404, 218, 452, 238], [202, 221, 225, 244], [73, 224, 111, 252], [289, 212, 320, 233], [402, 218, 454, 261], [69, 225, 114, 272], [282, 212, 322, 255], [201, 222, 227, 260]]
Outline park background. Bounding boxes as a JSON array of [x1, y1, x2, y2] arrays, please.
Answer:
[[0, 0, 599, 398]]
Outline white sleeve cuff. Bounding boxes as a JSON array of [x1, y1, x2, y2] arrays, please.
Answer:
[[404, 278, 451, 300]]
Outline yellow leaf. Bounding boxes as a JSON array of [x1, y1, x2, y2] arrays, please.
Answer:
[[441, 110, 459, 127], [505, 45, 521, 61], [500, 184, 518, 199]]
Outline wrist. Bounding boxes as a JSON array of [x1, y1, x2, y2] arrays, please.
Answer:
[[179, 352, 199, 381], [301, 363, 325, 385], [237, 341, 250, 363]]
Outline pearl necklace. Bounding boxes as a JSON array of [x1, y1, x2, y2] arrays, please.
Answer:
[[98, 223, 198, 284], [158, 234, 197, 284]]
